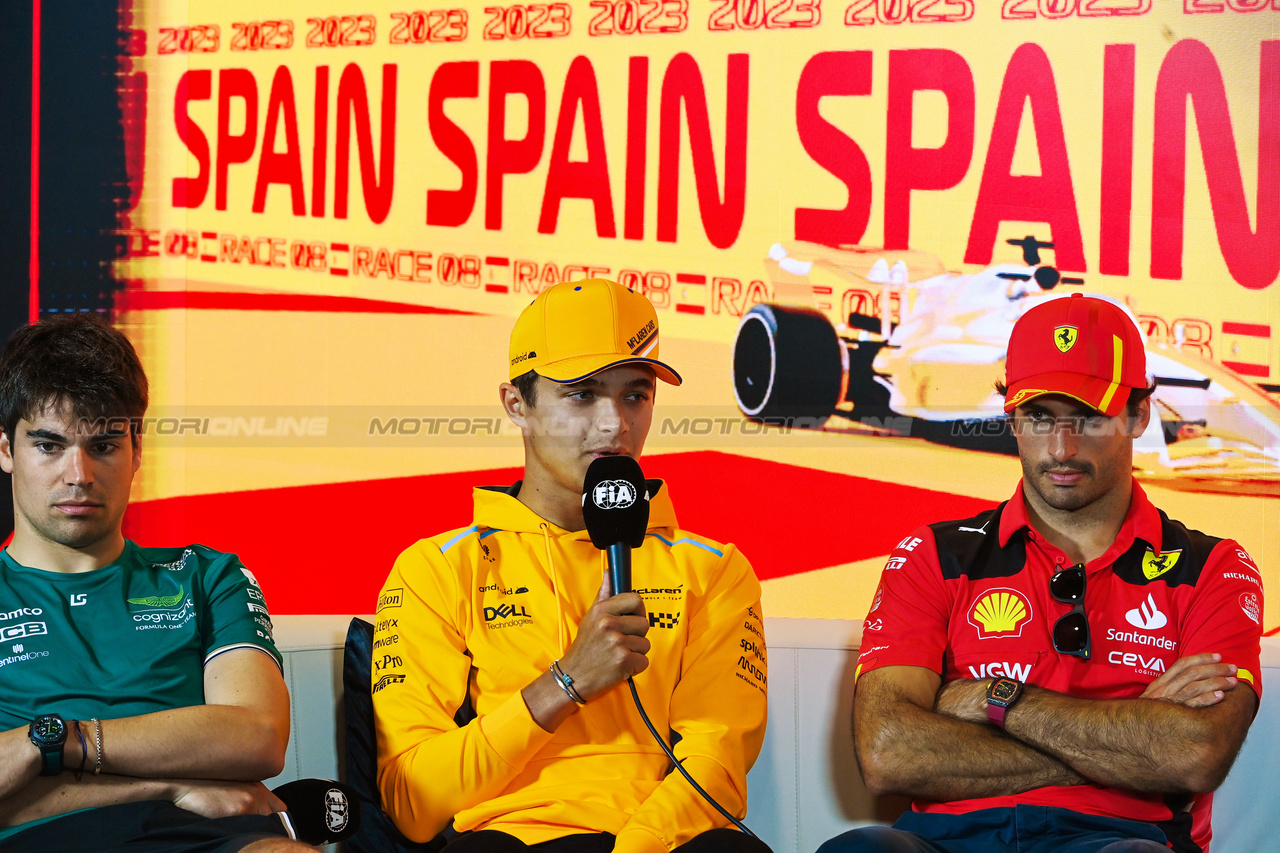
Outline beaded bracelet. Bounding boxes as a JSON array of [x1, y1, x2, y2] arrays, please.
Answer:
[[550, 660, 586, 706], [91, 718, 103, 775]]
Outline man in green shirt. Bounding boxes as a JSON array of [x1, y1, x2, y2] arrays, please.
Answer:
[[0, 315, 313, 852]]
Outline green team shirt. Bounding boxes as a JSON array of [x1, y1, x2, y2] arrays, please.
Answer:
[[0, 541, 281, 838]]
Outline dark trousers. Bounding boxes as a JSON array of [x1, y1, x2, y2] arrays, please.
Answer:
[[445, 828, 773, 852], [816, 806, 1173, 853], [1, 801, 287, 853]]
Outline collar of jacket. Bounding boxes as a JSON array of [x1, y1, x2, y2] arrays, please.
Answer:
[[472, 479, 678, 537]]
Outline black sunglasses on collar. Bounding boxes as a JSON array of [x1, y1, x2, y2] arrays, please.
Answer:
[[1050, 564, 1089, 660]]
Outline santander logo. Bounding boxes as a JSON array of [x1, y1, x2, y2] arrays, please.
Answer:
[[1125, 594, 1168, 631]]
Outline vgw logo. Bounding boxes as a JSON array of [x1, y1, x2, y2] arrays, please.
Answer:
[[592, 480, 636, 510], [968, 661, 1033, 681], [484, 603, 531, 622]]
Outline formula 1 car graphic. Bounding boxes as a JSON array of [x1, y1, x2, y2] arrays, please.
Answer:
[[731, 238, 1280, 496]]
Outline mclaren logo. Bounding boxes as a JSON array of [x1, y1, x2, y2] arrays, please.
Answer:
[[592, 480, 637, 510], [1141, 549, 1181, 580], [968, 589, 1033, 639], [1054, 325, 1078, 353]]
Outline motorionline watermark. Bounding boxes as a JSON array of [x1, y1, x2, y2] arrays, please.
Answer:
[[37, 407, 1266, 450]]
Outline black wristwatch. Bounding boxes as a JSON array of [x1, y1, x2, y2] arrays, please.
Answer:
[[986, 677, 1024, 729], [29, 714, 68, 776]]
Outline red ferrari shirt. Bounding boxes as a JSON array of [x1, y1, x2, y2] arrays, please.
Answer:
[[857, 479, 1263, 851]]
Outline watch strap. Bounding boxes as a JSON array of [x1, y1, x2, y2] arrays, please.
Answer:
[[986, 677, 1024, 729], [38, 744, 64, 776]]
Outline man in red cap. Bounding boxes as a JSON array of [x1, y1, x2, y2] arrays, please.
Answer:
[[819, 293, 1262, 853], [373, 280, 771, 853]]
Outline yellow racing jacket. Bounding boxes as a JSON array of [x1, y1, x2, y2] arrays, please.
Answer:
[[373, 480, 767, 853]]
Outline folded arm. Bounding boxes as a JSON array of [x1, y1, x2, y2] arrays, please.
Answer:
[[0, 647, 290, 827], [934, 653, 1256, 794], [854, 664, 1085, 801]]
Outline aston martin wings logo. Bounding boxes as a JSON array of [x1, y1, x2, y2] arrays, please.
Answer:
[[127, 585, 185, 608], [1054, 325, 1078, 353]]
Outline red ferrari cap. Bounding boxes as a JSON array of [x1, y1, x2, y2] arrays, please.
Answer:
[[1004, 294, 1147, 417]]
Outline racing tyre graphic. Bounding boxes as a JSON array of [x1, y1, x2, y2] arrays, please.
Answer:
[[733, 304, 842, 427]]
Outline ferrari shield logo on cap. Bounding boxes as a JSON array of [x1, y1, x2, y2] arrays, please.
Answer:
[[1053, 325, 1078, 353]]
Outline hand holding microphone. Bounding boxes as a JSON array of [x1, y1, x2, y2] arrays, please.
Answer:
[[554, 457, 654, 702]]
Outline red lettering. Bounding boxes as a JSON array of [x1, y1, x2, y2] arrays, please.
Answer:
[[965, 44, 1084, 271], [794, 51, 874, 247], [1099, 44, 1136, 277], [884, 49, 974, 250], [540, 262, 561, 289], [172, 70, 211, 208], [1151, 40, 1278, 290], [353, 245, 374, 277], [657, 53, 749, 250], [486, 60, 547, 231], [253, 67, 305, 215], [311, 66, 329, 218], [539, 56, 616, 237], [335, 63, 397, 224], [625, 57, 649, 241], [427, 62, 479, 228], [215, 69, 258, 211]]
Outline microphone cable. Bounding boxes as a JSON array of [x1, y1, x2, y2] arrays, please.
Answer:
[[626, 677, 757, 838]]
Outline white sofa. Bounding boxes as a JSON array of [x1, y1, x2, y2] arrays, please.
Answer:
[[267, 616, 1280, 853]]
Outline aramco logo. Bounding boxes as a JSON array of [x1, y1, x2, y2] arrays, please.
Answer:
[[592, 479, 637, 510], [968, 589, 1033, 640]]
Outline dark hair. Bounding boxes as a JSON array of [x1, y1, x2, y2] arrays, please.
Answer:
[[512, 370, 540, 408], [993, 379, 1157, 418], [0, 314, 149, 444]]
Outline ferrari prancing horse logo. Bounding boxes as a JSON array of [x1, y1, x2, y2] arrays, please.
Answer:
[[1054, 325, 1078, 353]]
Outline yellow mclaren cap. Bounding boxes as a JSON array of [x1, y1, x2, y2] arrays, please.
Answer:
[[508, 279, 682, 385]]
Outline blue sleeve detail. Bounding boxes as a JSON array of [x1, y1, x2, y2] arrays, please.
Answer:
[[440, 526, 481, 554], [478, 528, 502, 541], [646, 533, 724, 557]]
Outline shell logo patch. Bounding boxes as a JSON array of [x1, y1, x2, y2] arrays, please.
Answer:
[[969, 589, 1033, 639], [1142, 549, 1182, 580], [1054, 325, 1078, 353]]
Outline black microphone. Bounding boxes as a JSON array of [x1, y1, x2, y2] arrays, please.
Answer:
[[582, 455, 649, 595], [272, 778, 361, 845]]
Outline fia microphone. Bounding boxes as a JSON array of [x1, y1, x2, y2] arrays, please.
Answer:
[[272, 778, 360, 845], [582, 455, 649, 595]]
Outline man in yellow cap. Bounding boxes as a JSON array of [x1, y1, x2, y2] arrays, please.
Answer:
[[373, 280, 771, 853]]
